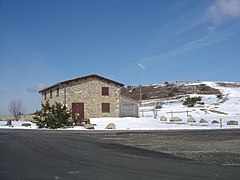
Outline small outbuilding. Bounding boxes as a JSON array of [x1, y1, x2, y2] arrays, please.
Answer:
[[120, 96, 139, 117]]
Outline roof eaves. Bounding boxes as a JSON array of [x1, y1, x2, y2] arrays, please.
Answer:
[[38, 83, 60, 93], [60, 74, 124, 87], [38, 74, 124, 93], [121, 95, 139, 103]]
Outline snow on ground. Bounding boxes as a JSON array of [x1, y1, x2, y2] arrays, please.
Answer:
[[204, 81, 240, 116], [0, 121, 37, 129], [0, 81, 239, 130]]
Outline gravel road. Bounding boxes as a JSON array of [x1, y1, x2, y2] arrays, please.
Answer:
[[83, 129, 240, 165]]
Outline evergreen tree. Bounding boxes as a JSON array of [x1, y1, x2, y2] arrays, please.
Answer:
[[34, 101, 72, 129]]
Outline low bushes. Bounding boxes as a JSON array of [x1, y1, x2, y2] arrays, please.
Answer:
[[183, 96, 203, 107]]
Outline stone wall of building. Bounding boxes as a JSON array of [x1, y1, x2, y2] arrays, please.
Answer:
[[41, 77, 121, 119], [41, 86, 65, 106]]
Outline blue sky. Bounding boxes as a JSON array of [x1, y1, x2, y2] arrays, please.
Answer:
[[1, 0, 240, 115]]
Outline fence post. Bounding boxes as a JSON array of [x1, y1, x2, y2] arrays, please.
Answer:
[[171, 111, 173, 118], [220, 118, 222, 128], [154, 109, 157, 119]]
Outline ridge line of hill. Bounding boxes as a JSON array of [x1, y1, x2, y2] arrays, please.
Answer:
[[121, 81, 240, 101]]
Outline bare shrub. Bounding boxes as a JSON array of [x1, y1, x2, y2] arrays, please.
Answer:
[[8, 99, 25, 121]]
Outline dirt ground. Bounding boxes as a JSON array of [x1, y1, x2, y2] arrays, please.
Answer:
[[83, 129, 240, 165]]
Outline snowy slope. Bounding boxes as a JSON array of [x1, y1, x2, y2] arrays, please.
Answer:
[[203, 81, 240, 116]]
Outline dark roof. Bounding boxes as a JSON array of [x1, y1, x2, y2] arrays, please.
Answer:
[[39, 74, 124, 93], [121, 95, 139, 103]]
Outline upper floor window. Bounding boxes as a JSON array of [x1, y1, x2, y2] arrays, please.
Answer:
[[56, 87, 59, 97], [102, 87, 109, 96], [50, 90, 52, 98]]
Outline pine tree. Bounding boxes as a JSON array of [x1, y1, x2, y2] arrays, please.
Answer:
[[34, 101, 72, 129]]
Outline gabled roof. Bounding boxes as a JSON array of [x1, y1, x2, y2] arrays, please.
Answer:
[[39, 74, 124, 93]]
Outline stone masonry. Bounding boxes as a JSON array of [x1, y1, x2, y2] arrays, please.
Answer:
[[40, 75, 123, 119]]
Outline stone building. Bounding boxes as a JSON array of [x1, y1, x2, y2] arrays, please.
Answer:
[[39, 74, 138, 120]]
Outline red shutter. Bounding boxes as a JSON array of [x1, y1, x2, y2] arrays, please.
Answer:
[[50, 90, 52, 98], [102, 87, 109, 96], [102, 103, 110, 113], [56, 88, 59, 97]]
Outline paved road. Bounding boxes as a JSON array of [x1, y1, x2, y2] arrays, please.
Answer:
[[0, 130, 239, 180]]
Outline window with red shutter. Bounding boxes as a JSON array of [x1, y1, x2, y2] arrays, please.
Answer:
[[50, 90, 52, 98], [56, 87, 59, 97], [102, 103, 110, 113], [102, 87, 109, 96]]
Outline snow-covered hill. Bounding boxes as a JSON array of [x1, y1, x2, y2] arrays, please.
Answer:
[[142, 81, 240, 119], [203, 81, 240, 116]]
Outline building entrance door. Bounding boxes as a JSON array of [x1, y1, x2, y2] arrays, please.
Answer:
[[72, 103, 84, 121]]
